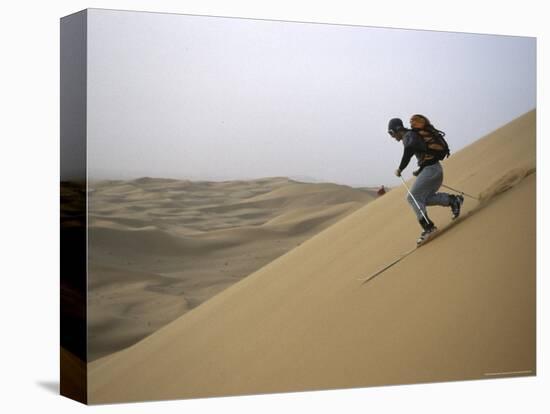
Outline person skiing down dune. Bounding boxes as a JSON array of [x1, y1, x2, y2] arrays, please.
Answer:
[[388, 115, 463, 245]]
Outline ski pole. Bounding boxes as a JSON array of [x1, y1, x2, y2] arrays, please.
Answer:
[[400, 175, 430, 226], [440, 184, 479, 200]]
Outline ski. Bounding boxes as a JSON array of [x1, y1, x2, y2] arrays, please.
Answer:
[[358, 217, 464, 285], [358, 247, 416, 284]]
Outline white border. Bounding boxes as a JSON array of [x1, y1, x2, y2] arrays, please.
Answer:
[[0, 1, 546, 413]]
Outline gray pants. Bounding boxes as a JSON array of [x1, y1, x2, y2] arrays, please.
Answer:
[[406, 163, 451, 223]]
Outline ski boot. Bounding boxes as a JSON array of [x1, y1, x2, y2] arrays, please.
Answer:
[[417, 217, 437, 246], [450, 194, 464, 220]]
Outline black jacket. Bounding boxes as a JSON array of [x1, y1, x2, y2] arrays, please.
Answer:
[[398, 130, 438, 171]]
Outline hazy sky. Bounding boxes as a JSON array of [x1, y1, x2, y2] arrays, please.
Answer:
[[87, 9, 535, 187]]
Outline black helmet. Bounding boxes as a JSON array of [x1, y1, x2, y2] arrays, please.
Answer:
[[388, 118, 404, 135]]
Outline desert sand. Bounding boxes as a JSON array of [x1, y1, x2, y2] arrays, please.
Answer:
[[88, 110, 536, 404], [88, 178, 376, 360]]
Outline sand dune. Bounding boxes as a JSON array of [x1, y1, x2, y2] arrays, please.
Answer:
[[88, 177, 376, 361], [88, 110, 535, 404]]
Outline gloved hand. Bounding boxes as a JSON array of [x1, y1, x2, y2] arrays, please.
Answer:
[[412, 169, 420, 176], [395, 168, 402, 177]]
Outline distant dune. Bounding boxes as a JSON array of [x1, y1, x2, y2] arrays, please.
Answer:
[[88, 110, 535, 404], [88, 177, 376, 360]]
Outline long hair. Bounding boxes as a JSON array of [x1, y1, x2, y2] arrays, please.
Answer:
[[410, 114, 431, 130]]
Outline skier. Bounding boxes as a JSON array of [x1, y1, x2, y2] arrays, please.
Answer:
[[387, 117, 463, 245]]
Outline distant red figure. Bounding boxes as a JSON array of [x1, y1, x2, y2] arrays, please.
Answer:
[[377, 185, 386, 196]]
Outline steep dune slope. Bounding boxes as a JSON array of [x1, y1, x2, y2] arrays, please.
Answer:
[[88, 110, 535, 403], [88, 177, 375, 361]]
